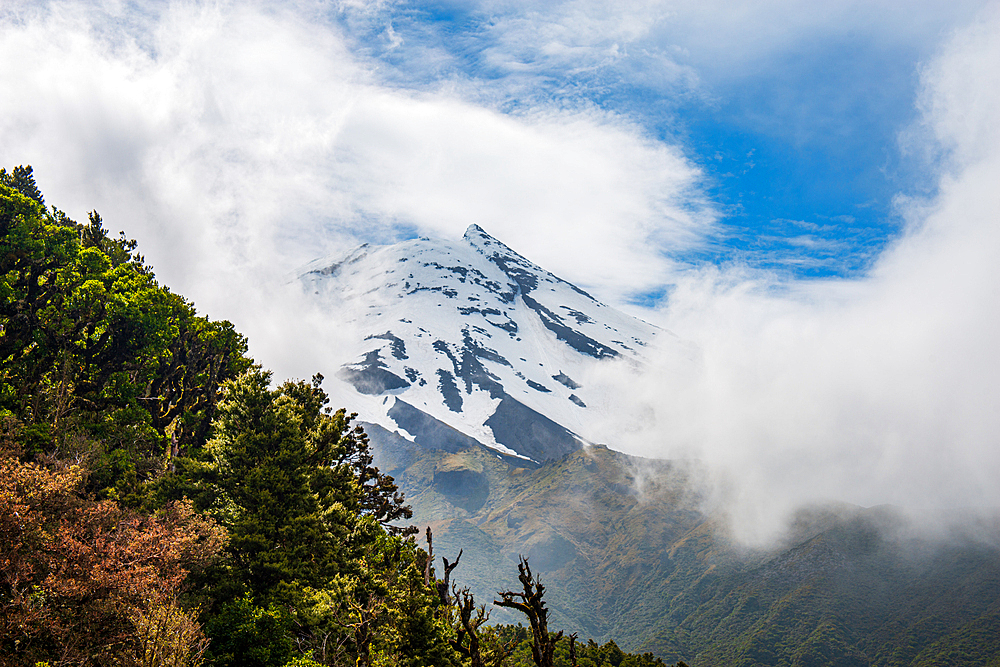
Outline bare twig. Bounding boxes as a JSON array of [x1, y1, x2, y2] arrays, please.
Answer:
[[494, 557, 562, 667]]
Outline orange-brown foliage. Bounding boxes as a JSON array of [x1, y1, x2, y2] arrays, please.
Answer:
[[0, 443, 225, 666]]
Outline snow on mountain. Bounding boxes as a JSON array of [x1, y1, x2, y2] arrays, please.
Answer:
[[298, 224, 667, 462]]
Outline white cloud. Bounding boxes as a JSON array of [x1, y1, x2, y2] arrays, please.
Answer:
[[327, 96, 711, 301], [0, 0, 713, 366], [339, 0, 989, 101], [610, 4, 1000, 544]]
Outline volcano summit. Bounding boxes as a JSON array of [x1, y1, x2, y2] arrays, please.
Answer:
[[298, 224, 671, 462]]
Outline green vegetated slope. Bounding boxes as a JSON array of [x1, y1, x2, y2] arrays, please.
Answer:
[[649, 510, 1000, 667], [0, 169, 431, 666], [367, 426, 1000, 666]]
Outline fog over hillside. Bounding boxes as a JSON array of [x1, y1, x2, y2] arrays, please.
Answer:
[[605, 9, 1000, 544]]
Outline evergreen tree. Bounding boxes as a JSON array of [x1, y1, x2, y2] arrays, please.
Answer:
[[1, 171, 250, 490], [203, 596, 295, 667], [198, 370, 410, 605], [0, 165, 44, 204]]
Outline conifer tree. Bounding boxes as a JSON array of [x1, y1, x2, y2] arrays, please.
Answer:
[[203, 369, 354, 604], [0, 165, 44, 204]]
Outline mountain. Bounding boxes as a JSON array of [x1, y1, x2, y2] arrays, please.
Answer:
[[368, 436, 1000, 666], [297, 226, 1000, 665], [298, 224, 671, 463]]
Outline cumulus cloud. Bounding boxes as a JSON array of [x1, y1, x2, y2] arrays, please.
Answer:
[[607, 5, 1000, 544], [0, 0, 712, 367]]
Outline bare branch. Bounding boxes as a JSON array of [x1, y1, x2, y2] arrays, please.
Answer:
[[494, 556, 562, 667], [437, 548, 462, 605]]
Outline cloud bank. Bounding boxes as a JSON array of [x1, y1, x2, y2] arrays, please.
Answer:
[[602, 6, 1000, 543], [2, 0, 998, 545], [0, 0, 712, 345]]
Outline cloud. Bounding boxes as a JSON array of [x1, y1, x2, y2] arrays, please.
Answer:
[[0, 0, 713, 365], [327, 96, 712, 300], [607, 4, 1000, 544], [336, 0, 989, 99], [331, 0, 996, 283], [2, 0, 987, 334]]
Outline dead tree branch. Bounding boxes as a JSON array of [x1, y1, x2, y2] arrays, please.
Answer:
[[437, 548, 462, 605], [494, 556, 562, 667]]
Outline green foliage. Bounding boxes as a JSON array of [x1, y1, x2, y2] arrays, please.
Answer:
[[1, 167, 467, 667], [633, 517, 1000, 667], [283, 655, 326, 667], [1, 196, 171, 442], [187, 369, 411, 606], [204, 596, 294, 667], [0, 167, 251, 498], [910, 610, 1000, 667], [0, 165, 44, 204], [373, 559, 460, 667], [492, 626, 669, 667], [174, 369, 455, 665]]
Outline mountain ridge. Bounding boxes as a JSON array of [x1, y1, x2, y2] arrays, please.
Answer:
[[299, 224, 674, 462], [296, 224, 1000, 665], [366, 430, 1000, 665]]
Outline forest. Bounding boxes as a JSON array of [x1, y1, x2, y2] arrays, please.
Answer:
[[0, 165, 680, 667]]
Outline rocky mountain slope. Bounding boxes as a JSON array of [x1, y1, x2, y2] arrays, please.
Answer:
[[298, 225, 1000, 666], [298, 224, 674, 462]]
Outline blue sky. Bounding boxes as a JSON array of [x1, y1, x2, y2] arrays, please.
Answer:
[[325, 0, 972, 283], [0, 0, 989, 303]]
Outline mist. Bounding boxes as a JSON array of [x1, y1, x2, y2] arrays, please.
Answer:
[[605, 7, 1000, 544], [0, 0, 712, 332]]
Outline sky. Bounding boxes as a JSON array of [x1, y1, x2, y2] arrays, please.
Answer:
[[2, 0, 999, 542]]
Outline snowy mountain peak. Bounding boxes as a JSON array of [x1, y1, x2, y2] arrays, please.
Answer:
[[299, 226, 666, 462], [463, 223, 521, 264], [462, 223, 489, 243], [463, 224, 599, 304]]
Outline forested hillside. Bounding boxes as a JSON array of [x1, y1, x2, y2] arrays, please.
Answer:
[[366, 383, 1000, 666], [0, 166, 675, 667]]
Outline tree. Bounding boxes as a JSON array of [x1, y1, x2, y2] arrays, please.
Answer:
[[495, 557, 563, 667], [2, 172, 251, 506], [178, 368, 438, 665], [130, 600, 212, 667], [450, 586, 521, 667], [0, 426, 225, 666], [203, 595, 294, 667], [3, 168, 464, 666], [1, 168, 249, 665], [0, 165, 44, 204], [1, 180, 172, 438], [373, 551, 460, 667], [200, 370, 393, 602]]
